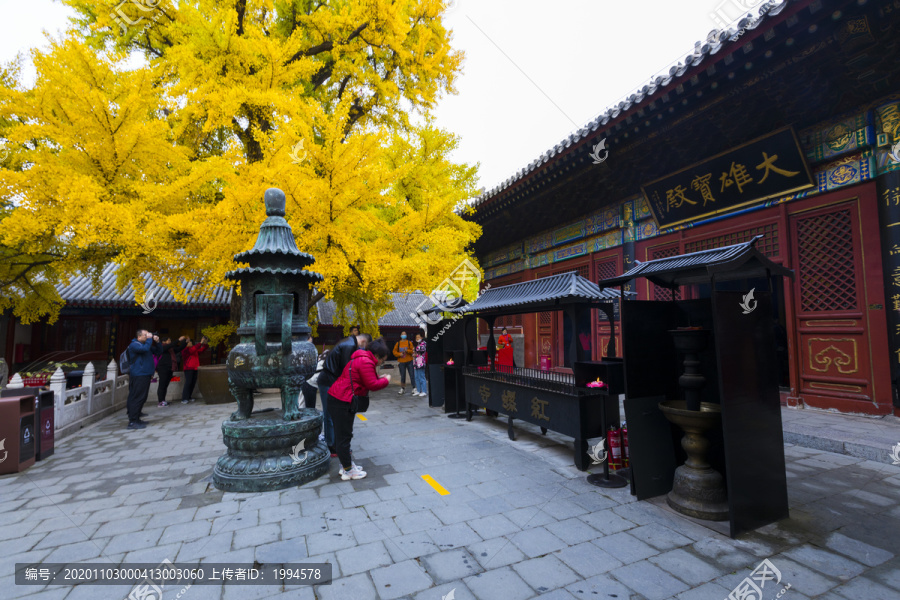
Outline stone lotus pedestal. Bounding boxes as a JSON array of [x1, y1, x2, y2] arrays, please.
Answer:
[[213, 408, 329, 492]]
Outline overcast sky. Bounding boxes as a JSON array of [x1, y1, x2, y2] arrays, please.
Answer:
[[0, 0, 763, 192]]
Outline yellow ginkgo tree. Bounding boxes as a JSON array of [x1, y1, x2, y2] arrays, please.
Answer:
[[0, 0, 482, 334]]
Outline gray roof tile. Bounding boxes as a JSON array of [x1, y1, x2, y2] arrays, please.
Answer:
[[56, 263, 232, 309]]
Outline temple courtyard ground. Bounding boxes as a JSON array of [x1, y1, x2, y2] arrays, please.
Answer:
[[1, 386, 900, 600]]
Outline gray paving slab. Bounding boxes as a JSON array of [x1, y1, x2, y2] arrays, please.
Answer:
[[464, 566, 534, 600], [370, 559, 434, 600], [419, 548, 483, 584], [613, 560, 692, 599], [565, 573, 636, 599], [335, 540, 394, 576], [511, 554, 580, 592]]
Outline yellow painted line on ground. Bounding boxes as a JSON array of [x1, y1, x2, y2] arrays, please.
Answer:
[[357, 414, 368, 421], [421, 474, 450, 496]]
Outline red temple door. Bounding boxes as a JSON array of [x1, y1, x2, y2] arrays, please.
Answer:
[[534, 268, 554, 369], [595, 252, 622, 358], [789, 196, 889, 414]]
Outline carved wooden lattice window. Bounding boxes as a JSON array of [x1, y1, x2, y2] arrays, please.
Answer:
[[596, 259, 618, 323], [796, 209, 857, 312], [650, 246, 682, 301], [684, 223, 780, 258], [539, 312, 552, 325], [595, 259, 618, 283]]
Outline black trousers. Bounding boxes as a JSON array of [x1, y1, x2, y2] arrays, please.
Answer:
[[398, 361, 414, 386], [182, 369, 198, 400], [327, 394, 356, 469], [157, 367, 173, 403], [302, 382, 318, 410], [127, 375, 152, 422]]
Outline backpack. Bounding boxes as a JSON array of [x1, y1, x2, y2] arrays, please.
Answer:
[[119, 348, 131, 374]]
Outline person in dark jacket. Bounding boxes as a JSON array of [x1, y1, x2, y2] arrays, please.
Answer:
[[317, 333, 372, 456], [300, 334, 320, 410], [180, 335, 209, 403], [327, 339, 391, 479], [126, 329, 157, 429], [155, 336, 183, 407]]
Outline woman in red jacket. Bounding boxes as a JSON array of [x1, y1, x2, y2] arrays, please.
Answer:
[[180, 335, 209, 404], [327, 338, 392, 480]]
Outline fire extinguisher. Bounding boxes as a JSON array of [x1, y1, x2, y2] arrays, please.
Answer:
[[608, 424, 622, 470], [621, 421, 629, 469]]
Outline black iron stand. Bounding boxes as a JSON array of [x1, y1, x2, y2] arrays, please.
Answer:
[[587, 392, 628, 488]]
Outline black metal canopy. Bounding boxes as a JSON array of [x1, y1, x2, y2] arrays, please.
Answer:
[[599, 236, 793, 289], [447, 271, 628, 318]]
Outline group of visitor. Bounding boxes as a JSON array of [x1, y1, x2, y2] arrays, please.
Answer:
[[125, 329, 209, 430], [126, 323, 432, 483], [298, 326, 429, 481], [393, 330, 428, 397]]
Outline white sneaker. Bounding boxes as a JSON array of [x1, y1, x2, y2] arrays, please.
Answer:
[[340, 465, 367, 480], [398, 389, 405, 395], [419, 392, 428, 397]]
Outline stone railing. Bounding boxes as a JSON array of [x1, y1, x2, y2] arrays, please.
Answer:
[[0, 360, 199, 438], [4, 360, 131, 439], [51, 361, 130, 438]]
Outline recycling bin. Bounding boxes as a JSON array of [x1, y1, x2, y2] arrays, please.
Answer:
[[0, 395, 36, 475], [1, 388, 54, 461], [36, 390, 54, 460]]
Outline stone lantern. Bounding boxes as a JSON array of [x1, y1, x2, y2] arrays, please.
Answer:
[[212, 188, 329, 492]]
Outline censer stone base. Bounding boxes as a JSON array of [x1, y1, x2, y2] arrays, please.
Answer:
[[666, 464, 730, 521], [212, 408, 329, 493]]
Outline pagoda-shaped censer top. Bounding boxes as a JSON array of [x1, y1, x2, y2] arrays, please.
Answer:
[[225, 188, 323, 339]]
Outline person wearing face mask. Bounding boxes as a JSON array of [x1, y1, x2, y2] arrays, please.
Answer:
[[412, 331, 428, 397], [392, 331, 415, 395]]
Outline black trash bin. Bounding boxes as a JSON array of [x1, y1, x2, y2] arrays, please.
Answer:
[[35, 390, 54, 460]]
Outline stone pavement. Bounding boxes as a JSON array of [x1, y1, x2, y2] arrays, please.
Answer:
[[2, 387, 900, 600], [781, 406, 900, 463]]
